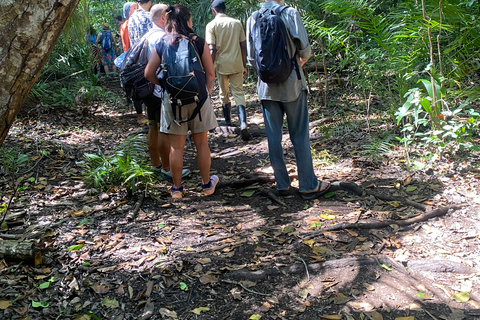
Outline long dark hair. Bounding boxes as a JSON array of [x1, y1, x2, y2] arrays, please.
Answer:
[[164, 4, 195, 44]]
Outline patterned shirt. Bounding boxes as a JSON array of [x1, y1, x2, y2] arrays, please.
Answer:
[[246, 1, 311, 102], [128, 7, 153, 47]]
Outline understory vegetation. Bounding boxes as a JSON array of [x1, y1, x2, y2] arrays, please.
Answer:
[[24, 0, 480, 191]]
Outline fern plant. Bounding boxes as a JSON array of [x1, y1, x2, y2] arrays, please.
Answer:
[[83, 134, 158, 194], [360, 133, 397, 162]]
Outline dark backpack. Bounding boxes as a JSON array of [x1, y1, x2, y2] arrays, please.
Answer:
[[119, 29, 161, 102], [157, 36, 207, 127], [252, 6, 300, 83], [101, 30, 113, 50]]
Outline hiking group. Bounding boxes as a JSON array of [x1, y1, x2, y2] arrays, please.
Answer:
[[116, 0, 331, 200]]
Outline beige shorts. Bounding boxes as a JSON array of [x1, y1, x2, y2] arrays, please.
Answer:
[[160, 94, 218, 135]]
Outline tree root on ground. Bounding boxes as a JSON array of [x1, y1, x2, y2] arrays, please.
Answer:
[[217, 174, 275, 190], [304, 204, 466, 238], [223, 255, 396, 282], [222, 255, 476, 283], [365, 189, 426, 211]]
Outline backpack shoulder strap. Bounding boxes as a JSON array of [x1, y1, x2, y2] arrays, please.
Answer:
[[273, 5, 289, 16], [189, 37, 204, 70]]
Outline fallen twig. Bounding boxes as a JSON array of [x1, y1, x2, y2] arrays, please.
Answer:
[[295, 256, 310, 281], [127, 193, 144, 220]]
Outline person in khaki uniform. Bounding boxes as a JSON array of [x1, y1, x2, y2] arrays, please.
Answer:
[[205, 0, 251, 141]]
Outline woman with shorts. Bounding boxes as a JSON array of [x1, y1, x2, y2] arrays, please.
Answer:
[[145, 4, 218, 199]]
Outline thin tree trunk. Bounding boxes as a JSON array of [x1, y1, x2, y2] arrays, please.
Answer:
[[0, 0, 80, 146]]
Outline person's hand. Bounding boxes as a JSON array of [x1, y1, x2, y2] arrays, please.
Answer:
[[300, 57, 308, 67], [243, 67, 247, 76]]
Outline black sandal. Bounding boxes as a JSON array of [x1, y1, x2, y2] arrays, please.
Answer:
[[301, 181, 331, 200]]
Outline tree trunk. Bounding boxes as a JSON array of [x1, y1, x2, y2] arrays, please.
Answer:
[[0, 0, 80, 147]]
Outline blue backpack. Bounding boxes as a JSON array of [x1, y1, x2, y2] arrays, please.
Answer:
[[157, 36, 207, 127], [101, 30, 113, 50], [252, 6, 300, 83]]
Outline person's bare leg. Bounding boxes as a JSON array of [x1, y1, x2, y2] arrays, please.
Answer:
[[147, 127, 161, 168], [169, 134, 186, 188], [159, 132, 170, 170], [104, 65, 110, 74], [192, 131, 211, 185]]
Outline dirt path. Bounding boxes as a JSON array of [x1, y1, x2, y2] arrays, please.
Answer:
[[0, 80, 479, 320]]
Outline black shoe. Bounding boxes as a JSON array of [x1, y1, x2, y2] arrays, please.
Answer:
[[241, 128, 251, 141]]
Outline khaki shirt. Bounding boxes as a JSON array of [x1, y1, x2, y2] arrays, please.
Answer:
[[205, 13, 245, 75]]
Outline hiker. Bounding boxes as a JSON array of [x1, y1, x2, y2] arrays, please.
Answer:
[[115, 15, 123, 49], [246, 0, 331, 199], [128, 0, 153, 46], [120, 2, 138, 52], [205, 0, 251, 141], [128, 0, 153, 124], [142, 4, 190, 182], [145, 4, 218, 199], [88, 25, 101, 74], [96, 23, 118, 74]]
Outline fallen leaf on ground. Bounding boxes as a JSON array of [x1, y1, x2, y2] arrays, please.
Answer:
[[102, 298, 119, 308], [303, 240, 315, 247], [91, 285, 110, 294], [298, 288, 308, 299], [192, 307, 210, 314], [0, 301, 11, 309], [199, 274, 218, 284], [454, 291, 470, 302], [198, 258, 211, 264], [259, 302, 271, 312], [321, 315, 342, 319], [333, 293, 351, 304], [159, 308, 177, 318]]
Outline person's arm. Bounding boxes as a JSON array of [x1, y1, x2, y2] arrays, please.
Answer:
[[289, 10, 311, 65], [145, 47, 161, 86], [239, 40, 247, 75], [111, 33, 117, 52], [201, 42, 215, 94], [245, 17, 255, 67], [209, 44, 217, 63], [95, 32, 101, 46]]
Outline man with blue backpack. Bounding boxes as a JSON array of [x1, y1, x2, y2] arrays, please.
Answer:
[[246, 0, 331, 200]]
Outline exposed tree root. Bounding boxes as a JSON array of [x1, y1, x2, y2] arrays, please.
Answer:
[[304, 204, 466, 239], [259, 189, 286, 207], [217, 174, 275, 190], [223, 256, 395, 282], [365, 189, 426, 211], [407, 259, 476, 274]]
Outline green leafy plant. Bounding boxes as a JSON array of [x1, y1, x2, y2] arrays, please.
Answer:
[[396, 83, 480, 158], [179, 282, 188, 291], [311, 148, 339, 166], [32, 300, 49, 308], [83, 133, 158, 194], [360, 134, 397, 162]]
